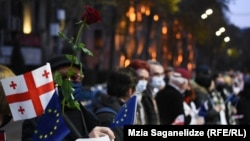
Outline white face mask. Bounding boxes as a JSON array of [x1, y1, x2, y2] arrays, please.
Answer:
[[150, 76, 165, 89], [136, 80, 148, 93]]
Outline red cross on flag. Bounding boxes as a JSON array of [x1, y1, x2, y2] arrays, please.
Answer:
[[0, 63, 55, 121]]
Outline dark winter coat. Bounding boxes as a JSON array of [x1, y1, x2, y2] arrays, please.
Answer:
[[236, 84, 250, 125], [142, 88, 160, 124], [190, 80, 221, 124], [155, 84, 186, 125], [89, 93, 124, 141]]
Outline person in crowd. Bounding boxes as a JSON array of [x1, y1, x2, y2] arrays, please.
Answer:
[[0, 65, 24, 141], [235, 78, 250, 124], [183, 82, 205, 125], [21, 54, 115, 141], [126, 59, 159, 125], [146, 60, 166, 98], [144, 60, 165, 125], [209, 78, 228, 124], [155, 67, 192, 125], [190, 65, 226, 125], [164, 66, 175, 84], [89, 67, 139, 140], [213, 72, 232, 100], [213, 72, 238, 125], [231, 71, 243, 95]]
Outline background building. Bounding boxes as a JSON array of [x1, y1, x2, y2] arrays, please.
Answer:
[[0, 0, 249, 85]]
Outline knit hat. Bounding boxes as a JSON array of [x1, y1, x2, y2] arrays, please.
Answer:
[[195, 75, 212, 89], [47, 54, 84, 72], [195, 65, 211, 76], [175, 67, 192, 80], [194, 65, 212, 89], [169, 73, 189, 87]]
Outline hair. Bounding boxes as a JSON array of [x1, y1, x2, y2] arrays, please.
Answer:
[[127, 59, 150, 72], [0, 65, 16, 117], [146, 59, 164, 76], [146, 60, 161, 66], [107, 67, 139, 98]]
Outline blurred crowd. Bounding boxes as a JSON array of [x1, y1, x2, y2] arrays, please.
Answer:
[[82, 60, 250, 125], [1, 56, 250, 141]]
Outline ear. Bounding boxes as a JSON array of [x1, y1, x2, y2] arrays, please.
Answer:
[[128, 88, 135, 96]]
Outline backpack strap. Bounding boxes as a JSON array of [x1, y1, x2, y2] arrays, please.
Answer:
[[95, 107, 117, 115]]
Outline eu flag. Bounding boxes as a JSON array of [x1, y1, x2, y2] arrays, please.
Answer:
[[109, 95, 137, 128], [32, 91, 70, 141]]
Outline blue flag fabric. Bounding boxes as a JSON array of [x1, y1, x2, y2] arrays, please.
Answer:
[[198, 101, 209, 117], [225, 94, 240, 105], [32, 91, 70, 141], [109, 95, 137, 128]]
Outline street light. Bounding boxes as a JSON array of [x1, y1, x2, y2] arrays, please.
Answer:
[[23, 3, 32, 34], [215, 27, 225, 36], [205, 9, 213, 15], [201, 13, 208, 19], [219, 27, 225, 33], [201, 8, 213, 20], [224, 36, 230, 42]]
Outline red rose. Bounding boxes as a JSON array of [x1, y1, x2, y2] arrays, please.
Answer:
[[81, 5, 101, 25]]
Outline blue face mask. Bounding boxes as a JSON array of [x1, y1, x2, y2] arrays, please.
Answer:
[[71, 82, 93, 101], [150, 76, 166, 89], [58, 82, 97, 101], [136, 80, 148, 93]]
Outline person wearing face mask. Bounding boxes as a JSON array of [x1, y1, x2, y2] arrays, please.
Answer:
[[87, 67, 139, 141], [126, 59, 159, 125], [22, 54, 115, 141], [146, 60, 166, 98], [155, 67, 193, 125]]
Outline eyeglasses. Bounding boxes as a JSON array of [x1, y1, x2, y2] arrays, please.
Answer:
[[61, 73, 84, 82]]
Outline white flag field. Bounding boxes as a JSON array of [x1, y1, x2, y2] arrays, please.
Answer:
[[0, 63, 55, 121]]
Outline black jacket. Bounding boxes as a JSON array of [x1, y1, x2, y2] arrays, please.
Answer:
[[155, 84, 185, 125], [90, 94, 124, 141], [190, 80, 221, 125], [236, 88, 250, 124], [141, 88, 159, 124]]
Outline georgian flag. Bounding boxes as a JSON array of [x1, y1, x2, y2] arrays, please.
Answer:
[[0, 63, 55, 121]]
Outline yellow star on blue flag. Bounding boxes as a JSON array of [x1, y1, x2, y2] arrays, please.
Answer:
[[32, 91, 70, 141], [109, 95, 137, 128]]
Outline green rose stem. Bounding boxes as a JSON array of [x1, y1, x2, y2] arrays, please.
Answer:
[[54, 5, 99, 127], [61, 21, 86, 113], [75, 21, 86, 44]]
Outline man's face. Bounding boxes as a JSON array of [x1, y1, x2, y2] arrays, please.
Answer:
[[149, 64, 165, 79], [148, 64, 166, 91]]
